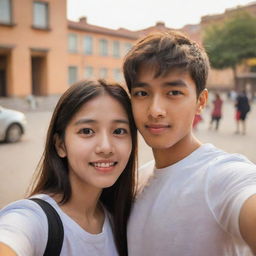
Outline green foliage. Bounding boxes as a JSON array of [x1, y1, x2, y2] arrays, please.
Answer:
[[203, 11, 256, 70]]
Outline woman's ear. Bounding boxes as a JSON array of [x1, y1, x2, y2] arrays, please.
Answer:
[[196, 89, 208, 114], [54, 133, 67, 158]]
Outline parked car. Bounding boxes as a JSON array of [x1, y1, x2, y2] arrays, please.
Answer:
[[0, 105, 27, 143]]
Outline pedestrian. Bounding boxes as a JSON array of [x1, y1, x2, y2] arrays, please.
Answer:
[[192, 114, 203, 130], [235, 90, 251, 135], [209, 92, 223, 130], [0, 80, 137, 256], [123, 30, 256, 255]]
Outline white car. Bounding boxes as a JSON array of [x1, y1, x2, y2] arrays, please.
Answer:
[[0, 105, 27, 143]]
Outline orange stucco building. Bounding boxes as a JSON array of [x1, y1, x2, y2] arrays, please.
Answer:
[[0, 0, 255, 98], [0, 0, 138, 97], [67, 17, 137, 85], [0, 0, 68, 97]]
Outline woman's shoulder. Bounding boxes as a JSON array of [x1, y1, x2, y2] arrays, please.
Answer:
[[0, 195, 49, 256], [0, 194, 51, 222]]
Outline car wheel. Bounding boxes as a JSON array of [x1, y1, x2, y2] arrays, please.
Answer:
[[5, 124, 22, 143]]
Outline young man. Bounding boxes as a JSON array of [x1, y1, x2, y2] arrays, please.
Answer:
[[123, 31, 256, 256]]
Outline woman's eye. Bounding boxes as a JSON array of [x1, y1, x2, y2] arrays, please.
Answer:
[[114, 128, 128, 135], [133, 91, 147, 97], [79, 128, 94, 135], [168, 90, 183, 96]]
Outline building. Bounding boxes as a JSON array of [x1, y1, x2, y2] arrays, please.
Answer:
[[0, 0, 67, 97], [201, 1, 256, 27], [0, 0, 204, 99], [1, 0, 255, 99], [0, 0, 139, 98], [67, 17, 137, 85]]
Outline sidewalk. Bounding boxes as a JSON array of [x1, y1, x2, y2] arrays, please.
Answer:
[[0, 95, 60, 112]]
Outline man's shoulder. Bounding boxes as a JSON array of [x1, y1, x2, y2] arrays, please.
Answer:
[[206, 150, 256, 182], [200, 144, 254, 167], [212, 151, 254, 168], [137, 160, 155, 195], [139, 160, 155, 172]]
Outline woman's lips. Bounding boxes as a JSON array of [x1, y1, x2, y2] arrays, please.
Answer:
[[89, 161, 117, 173]]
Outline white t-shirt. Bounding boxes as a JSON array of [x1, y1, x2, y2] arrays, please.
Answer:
[[128, 143, 256, 256], [0, 194, 118, 256]]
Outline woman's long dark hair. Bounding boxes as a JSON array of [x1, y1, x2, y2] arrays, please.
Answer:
[[28, 80, 138, 256]]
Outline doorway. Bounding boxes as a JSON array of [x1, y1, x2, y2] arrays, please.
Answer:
[[31, 56, 46, 96], [0, 55, 7, 96]]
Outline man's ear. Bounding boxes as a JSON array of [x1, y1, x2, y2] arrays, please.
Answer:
[[196, 89, 208, 114], [54, 133, 67, 158]]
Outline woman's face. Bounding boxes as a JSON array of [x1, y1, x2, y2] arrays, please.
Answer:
[[55, 94, 132, 192]]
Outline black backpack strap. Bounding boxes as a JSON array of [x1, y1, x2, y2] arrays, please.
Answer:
[[29, 198, 64, 256]]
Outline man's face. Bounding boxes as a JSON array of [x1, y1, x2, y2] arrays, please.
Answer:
[[130, 66, 206, 151]]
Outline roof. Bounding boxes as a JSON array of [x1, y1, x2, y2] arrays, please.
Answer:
[[68, 19, 202, 44], [201, 1, 256, 23], [136, 22, 202, 44], [68, 20, 139, 40]]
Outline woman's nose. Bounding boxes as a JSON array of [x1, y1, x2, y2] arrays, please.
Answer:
[[95, 132, 114, 156]]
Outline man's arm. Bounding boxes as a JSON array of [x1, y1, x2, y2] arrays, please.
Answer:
[[0, 243, 17, 256], [239, 194, 256, 255]]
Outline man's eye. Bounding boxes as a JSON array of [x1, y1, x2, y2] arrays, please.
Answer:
[[133, 91, 147, 97], [79, 128, 94, 135], [114, 128, 128, 135], [168, 90, 182, 96]]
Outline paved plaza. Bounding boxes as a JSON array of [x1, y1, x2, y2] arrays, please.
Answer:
[[0, 96, 256, 208]]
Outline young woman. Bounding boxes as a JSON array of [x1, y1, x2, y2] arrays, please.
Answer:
[[0, 80, 137, 256]]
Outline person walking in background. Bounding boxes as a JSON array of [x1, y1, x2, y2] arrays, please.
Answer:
[[235, 90, 251, 135], [0, 80, 137, 256], [209, 93, 223, 130], [192, 114, 203, 130]]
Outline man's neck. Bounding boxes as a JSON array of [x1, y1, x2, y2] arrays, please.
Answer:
[[153, 134, 201, 169]]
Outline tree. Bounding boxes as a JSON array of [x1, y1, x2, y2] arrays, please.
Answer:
[[203, 12, 256, 88]]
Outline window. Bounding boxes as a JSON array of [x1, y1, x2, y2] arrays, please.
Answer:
[[84, 66, 94, 79], [113, 68, 122, 82], [99, 39, 108, 56], [123, 42, 132, 55], [0, 0, 11, 24], [99, 68, 108, 79], [113, 41, 120, 58], [33, 1, 48, 29], [68, 34, 78, 53], [83, 36, 93, 55], [68, 66, 77, 85]]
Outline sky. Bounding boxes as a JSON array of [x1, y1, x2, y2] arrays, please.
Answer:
[[67, 0, 255, 30]]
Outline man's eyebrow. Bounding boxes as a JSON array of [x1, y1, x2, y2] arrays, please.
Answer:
[[164, 80, 188, 87], [132, 79, 188, 88]]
